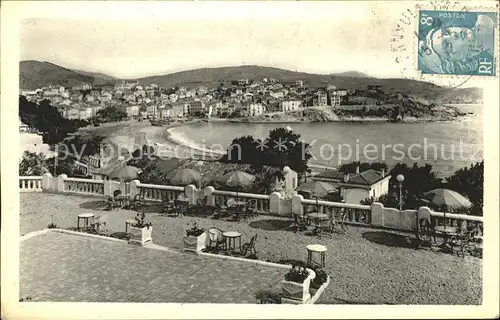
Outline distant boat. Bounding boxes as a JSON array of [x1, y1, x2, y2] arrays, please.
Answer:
[[150, 119, 171, 126]]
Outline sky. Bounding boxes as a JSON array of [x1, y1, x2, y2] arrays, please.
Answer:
[[17, 1, 489, 87]]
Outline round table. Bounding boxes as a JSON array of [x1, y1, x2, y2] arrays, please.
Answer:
[[125, 219, 137, 233], [77, 213, 95, 230], [308, 212, 329, 220], [306, 244, 327, 268], [434, 226, 458, 248], [223, 231, 242, 253]]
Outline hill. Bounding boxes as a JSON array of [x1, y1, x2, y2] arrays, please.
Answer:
[[20, 61, 481, 103], [70, 69, 118, 85], [20, 61, 116, 89], [133, 65, 481, 103]]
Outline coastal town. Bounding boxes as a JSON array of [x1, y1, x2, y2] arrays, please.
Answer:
[[20, 72, 474, 125]]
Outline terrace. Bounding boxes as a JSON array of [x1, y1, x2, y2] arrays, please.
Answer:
[[21, 190, 482, 304]]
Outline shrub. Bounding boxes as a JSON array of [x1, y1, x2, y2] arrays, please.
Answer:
[[311, 268, 328, 289], [47, 223, 58, 229], [284, 266, 309, 283], [255, 289, 282, 304], [132, 211, 152, 228], [185, 222, 205, 237]]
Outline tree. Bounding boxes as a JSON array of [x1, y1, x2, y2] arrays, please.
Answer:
[[19, 151, 48, 176], [19, 96, 81, 145], [220, 127, 312, 178], [96, 106, 128, 122], [388, 163, 442, 209], [446, 161, 483, 216]]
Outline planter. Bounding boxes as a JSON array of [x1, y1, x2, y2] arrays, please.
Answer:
[[280, 269, 315, 304], [128, 226, 153, 246], [183, 232, 207, 254]]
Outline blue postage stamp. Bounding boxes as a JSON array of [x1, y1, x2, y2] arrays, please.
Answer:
[[418, 10, 497, 76]]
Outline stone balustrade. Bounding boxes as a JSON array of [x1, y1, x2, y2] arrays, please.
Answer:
[[20, 175, 483, 233], [19, 176, 43, 192], [293, 194, 372, 225]]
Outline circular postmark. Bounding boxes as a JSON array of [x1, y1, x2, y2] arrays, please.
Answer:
[[390, 2, 481, 91]]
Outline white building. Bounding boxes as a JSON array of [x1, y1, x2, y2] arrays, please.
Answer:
[[281, 99, 302, 112]]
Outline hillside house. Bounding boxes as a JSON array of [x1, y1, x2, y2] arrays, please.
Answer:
[[313, 167, 390, 204], [126, 105, 140, 118], [281, 99, 302, 112]]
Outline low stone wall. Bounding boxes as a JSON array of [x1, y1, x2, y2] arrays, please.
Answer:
[[23, 175, 484, 232]]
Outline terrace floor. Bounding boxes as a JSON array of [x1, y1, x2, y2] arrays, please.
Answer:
[[21, 232, 283, 303], [20, 193, 483, 304]]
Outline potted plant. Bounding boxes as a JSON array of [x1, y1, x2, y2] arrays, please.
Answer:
[[310, 268, 328, 290], [280, 265, 315, 303], [183, 221, 207, 254], [128, 211, 153, 246]]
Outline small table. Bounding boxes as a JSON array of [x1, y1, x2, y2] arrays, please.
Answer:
[[125, 219, 137, 233], [223, 231, 242, 253], [308, 212, 330, 234], [77, 213, 95, 230], [434, 225, 458, 249], [306, 244, 327, 268]]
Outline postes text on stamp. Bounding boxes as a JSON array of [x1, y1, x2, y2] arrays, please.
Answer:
[[418, 9, 497, 76]]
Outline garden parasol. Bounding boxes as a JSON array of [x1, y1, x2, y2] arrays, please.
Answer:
[[424, 188, 472, 228], [107, 165, 142, 182], [166, 168, 202, 186], [218, 171, 256, 198], [297, 181, 338, 208]]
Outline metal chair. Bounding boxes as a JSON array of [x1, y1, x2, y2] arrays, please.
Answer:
[[105, 195, 120, 211], [415, 210, 436, 249], [207, 227, 226, 252], [90, 214, 108, 233], [245, 199, 259, 220], [293, 214, 308, 233], [241, 234, 258, 257], [130, 192, 146, 211]]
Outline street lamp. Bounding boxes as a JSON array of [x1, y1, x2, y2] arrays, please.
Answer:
[[396, 174, 405, 210]]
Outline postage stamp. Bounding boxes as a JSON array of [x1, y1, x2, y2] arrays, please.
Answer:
[[417, 9, 497, 76]]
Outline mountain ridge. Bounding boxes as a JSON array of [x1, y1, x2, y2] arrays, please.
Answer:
[[19, 60, 482, 103]]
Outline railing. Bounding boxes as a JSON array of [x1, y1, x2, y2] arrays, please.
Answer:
[[213, 190, 270, 213], [64, 177, 105, 195], [137, 183, 184, 202], [302, 198, 372, 225], [431, 211, 484, 233], [19, 176, 43, 192]]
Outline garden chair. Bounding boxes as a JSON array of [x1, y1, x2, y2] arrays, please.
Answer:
[[241, 234, 258, 257], [214, 198, 229, 218], [207, 227, 226, 252], [227, 205, 243, 222], [449, 225, 478, 258], [245, 199, 259, 220], [105, 195, 120, 211], [414, 209, 436, 249], [161, 193, 176, 215], [130, 192, 146, 211], [90, 214, 108, 233], [293, 214, 308, 233]]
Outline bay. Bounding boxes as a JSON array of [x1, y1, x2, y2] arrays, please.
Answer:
[[169, 105, 483, 178]]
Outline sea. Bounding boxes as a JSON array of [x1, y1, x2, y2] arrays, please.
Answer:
[[168, 105, 483, 178]]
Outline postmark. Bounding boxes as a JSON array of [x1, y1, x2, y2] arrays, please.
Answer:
[[417, 9, 497, 76]]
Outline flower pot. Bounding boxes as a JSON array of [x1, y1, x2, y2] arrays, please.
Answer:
[[183, 231, 207, 254], [280, 269, 315, 304], [128, 226, 153, 246]]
